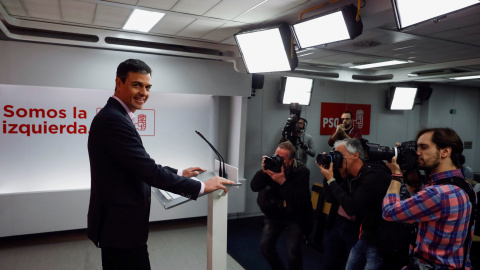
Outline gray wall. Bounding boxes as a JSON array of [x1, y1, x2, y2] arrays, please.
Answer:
[[0, 40, 250, 237], [243, 74, 480, 215], [1, 39, 479, 231]]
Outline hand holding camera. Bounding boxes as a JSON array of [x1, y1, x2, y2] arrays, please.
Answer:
[[262, 155, 286, 185]]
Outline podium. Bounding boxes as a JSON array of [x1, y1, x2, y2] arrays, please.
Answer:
[[152, 160, 240, 270]]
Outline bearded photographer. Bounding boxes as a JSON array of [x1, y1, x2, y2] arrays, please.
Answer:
[[383, 128, 476, 269], [317, 138, 391, 270], [250, 141, 313, 270]]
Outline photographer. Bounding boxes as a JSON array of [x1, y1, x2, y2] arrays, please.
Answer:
[[281, 103, 315, 164], [383, 128, 476, 269], [317, 138, 391, 270], [282, 117, 315, 164], [328, 111, 362, 147], [251, 141, 313, 270]]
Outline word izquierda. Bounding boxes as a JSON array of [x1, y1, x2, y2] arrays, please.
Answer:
[[3, 121, 88, 136]]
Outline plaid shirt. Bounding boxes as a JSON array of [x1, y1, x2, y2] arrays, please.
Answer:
[[382, 169, 473, 269]]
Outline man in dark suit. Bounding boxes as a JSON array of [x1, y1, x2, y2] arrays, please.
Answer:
[[87, 59, 234, 270]]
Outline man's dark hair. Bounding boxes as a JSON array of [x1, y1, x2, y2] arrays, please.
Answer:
[[416, 127, 465, 168], [343, 111, 353, 119], [279, 141, 296, 159], [116, 59, 152, 83]]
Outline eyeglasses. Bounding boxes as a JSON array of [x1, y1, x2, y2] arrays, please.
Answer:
[[340, 118, 351, 121]]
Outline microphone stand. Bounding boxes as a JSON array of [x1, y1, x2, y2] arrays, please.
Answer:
[[195, 130, 228, 179]]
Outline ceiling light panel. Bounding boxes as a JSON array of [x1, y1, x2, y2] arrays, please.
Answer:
[[123, 9, 165, 32]]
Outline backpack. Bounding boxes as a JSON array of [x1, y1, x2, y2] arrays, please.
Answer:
[[435, 177, 479, 236], [434, 176, 479, 269]]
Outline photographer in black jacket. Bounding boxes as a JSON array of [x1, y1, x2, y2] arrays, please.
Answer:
[[317, 138, 391, 270], [251, 141, 313, 270]]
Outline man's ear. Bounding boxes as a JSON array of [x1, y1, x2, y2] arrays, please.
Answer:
[[115, 77, 122, 91], [440, 147, 452, 158]]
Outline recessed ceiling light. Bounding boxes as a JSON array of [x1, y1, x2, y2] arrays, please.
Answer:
[[350, 60, 409, 69], [450, 75, 480, 80], [123, 9, 165, 33]]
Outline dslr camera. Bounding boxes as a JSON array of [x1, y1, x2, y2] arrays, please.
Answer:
[[282, 103, 301, 147], [264, 155, 284, 173], [366, 141, 418, 171], [316, 151, 344, 170]]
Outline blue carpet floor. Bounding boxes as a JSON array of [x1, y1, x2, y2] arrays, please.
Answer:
[[227, 216, 324, 270]]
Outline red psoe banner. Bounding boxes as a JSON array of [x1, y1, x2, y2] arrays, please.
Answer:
[[320, 102, 371, 135]]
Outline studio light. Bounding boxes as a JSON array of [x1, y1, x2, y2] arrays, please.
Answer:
[[123, 9, 165, 32], [279, 77, 314, 106], [387, 86, 418, 110], [392, 0, 480, 30], [291, 4, 363, 49], [235, 23, 298, 73]]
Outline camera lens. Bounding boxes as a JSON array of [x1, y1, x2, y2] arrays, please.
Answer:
[[316, 151, 343, 170]]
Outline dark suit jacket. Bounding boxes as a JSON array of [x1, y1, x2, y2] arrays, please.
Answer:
[[87, 97, 202, 248]]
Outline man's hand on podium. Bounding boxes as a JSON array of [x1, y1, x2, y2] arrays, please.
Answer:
[[182, 167, 206, 177], [204, 176, 235, 193]]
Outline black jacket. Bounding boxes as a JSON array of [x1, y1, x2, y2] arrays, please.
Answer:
[[251, 161, 313, 235], [87, 97, 202, 248], [323, 160, 391, 242]]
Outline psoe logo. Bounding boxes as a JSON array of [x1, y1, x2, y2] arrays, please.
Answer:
[[96, 108, 155, 136]]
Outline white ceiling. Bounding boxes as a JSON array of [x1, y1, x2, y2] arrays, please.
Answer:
[[1, 0, 480, 87]]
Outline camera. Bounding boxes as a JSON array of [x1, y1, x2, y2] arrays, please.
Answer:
[[366, 141, 418, 171], [316, 151, 344, 170], [264, 155, 284, 173], [282, 103, 301, 147]]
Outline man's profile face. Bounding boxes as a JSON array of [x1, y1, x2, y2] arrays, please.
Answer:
[[298, 119, 305, 130], [341, 113, 352, 129], [276, 147, 293, 169], [416, 131, 441, 171], [114, 71, 152, 113]]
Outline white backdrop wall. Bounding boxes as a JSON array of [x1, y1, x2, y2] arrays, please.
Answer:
[[243, 74, 480, 215], [0, 40, 250, 237]]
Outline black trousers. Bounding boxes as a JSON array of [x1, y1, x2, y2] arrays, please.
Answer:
[[101, 245, 151, 270], [323, 216, 359, 270], [260, 216, 304, 270]]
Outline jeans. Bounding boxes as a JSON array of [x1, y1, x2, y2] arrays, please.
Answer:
[[346, 237, 383, 270], [323, 216, 359, 270], [260, 216, 304, 270]]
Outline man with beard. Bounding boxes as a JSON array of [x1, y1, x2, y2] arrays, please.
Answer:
[[328, 111, 362, 147], [383, 128, 476, 269]]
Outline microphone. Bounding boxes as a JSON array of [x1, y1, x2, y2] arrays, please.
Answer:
[[195, 130, 227, 179]]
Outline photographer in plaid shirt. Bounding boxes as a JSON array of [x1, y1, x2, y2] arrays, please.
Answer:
[[382, 128, 476, 269]]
